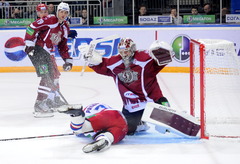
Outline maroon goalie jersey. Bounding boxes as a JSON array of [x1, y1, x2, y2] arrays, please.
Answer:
[[24, 15, 70, 59], [90, 50, 166, 113]]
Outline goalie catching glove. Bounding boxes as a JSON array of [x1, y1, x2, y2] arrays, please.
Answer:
[[149, 40, 173, 66]]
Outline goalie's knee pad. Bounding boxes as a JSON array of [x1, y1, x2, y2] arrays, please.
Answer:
[[135, 121, 150, 132]]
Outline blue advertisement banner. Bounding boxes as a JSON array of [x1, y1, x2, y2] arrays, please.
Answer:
[[231, 0, 240, 14], [139, 16, 172, 24]]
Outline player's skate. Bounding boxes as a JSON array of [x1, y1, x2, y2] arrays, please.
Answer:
[[82, 132, 113, 153], [136, 121, 150, 133], [33, 99, 55, 118], [82, 138, 110, 153]]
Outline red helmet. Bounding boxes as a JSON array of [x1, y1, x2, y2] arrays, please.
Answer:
[[118, 38, 136, 60], [36, 4, 48, 12]]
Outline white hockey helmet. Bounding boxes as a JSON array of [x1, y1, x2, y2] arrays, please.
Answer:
[[57, 2, 70, 14], [118, 38, 136, 60], [83, 103, 112, 117]]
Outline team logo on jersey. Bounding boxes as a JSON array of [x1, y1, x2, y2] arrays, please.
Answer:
[[50, 31, 62, 45], [84, 103, 112, 117], [124, 91, 139, 99], [4, 37, 27, 61], [38, 64, 49, 75], [171, 35, 191, 63], [118, 69, 138, 84], [26, 26, 35, 36]]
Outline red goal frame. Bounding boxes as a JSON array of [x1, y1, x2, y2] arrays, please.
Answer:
[[190, 39, 240, 139], [189, 39, 209, 139]]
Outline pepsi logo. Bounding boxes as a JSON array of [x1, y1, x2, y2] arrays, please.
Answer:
[[4, 37, 27, 61]]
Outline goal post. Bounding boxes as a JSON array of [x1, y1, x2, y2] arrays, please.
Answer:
[[189, 39, 240, 139]]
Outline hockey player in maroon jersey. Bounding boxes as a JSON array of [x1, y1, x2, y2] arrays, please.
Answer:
[[24, 2, 73, 118], [35, 4, 48, 18], [57, 103, 128, 153], [83, 38, 173, 135]]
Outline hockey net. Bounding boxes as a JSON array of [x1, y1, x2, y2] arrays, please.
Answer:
[[190, 39, 240, 139]]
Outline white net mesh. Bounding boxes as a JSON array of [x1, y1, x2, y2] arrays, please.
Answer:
[[192, 39, 240, 138]]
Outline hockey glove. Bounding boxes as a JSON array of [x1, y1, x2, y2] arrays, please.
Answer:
[[78, 44, 89, 57], [63, 58, 73, 71], [149, 40, 173, 66], [25, 46, 35, 56], [57, 104, 84, 117], [68, 30, 78, 39], [25, 40, 35, 56], [156, 97, 170, 107]]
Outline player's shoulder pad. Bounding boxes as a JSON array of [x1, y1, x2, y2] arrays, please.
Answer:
[[134, 50, 151, 61], [105, 54, 122, 65], [31, 15, 58, 28], [44, 15, 58, 24]]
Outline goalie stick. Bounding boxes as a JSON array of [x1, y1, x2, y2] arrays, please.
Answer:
[[86, 34, 120, 57], [0, 132, 74, 141], [142, 102, 201, 138], [78, 35, 120, 76]]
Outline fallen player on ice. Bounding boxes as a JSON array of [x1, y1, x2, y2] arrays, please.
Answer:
[[57, 102, 200, 153]]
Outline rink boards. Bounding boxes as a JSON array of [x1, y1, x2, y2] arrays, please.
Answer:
[[0, 25, 240, 73]]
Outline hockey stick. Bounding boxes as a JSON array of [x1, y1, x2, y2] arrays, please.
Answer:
[[87, 34, 120, 55], [47, 76, 69, 104], [0, 132, 74, 141], [55, 88, 69, 104]]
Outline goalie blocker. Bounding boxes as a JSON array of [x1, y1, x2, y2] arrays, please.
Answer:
[[142, 102, 200, 137], [78, 35, 120, 66]]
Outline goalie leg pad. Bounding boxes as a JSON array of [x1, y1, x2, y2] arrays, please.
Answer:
[[150, 108, 200, 136], [142, 102, 200, 137]]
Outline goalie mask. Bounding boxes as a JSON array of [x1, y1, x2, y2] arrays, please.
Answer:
[[118, 38, 136, 60]]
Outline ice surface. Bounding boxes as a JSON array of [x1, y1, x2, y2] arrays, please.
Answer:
[[0, 72, 239, 164]]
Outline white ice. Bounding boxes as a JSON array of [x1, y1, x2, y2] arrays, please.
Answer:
[[0, 72, 240, 164]]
